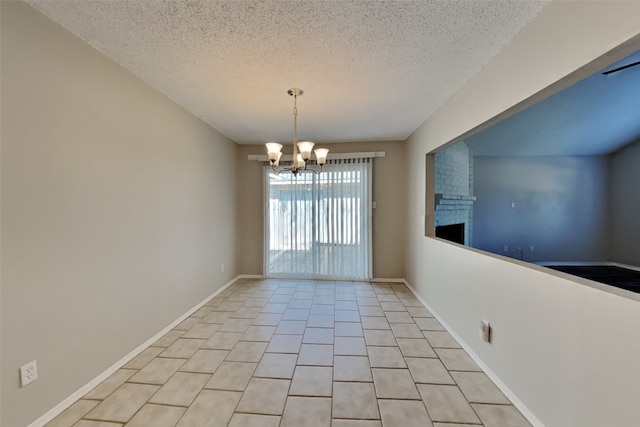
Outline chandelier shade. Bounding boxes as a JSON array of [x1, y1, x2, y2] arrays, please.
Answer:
[[297, 141, 315, 160], [266, 88, 328, 175], [314, 148, 329, 165], [266, 143, 284, 166]]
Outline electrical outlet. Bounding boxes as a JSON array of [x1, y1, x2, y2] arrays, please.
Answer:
[[221, 263, 225, 273], [20, 360, 38, 387]]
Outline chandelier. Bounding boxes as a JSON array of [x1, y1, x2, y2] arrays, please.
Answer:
[[265, 88, 329, 175]]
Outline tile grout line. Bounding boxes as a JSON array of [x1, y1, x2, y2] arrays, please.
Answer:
[[402, 279, 541, 427], [48, 278, 530, 427]]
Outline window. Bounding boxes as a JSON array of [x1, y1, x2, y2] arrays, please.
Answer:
[[265, 159, 372, 279]]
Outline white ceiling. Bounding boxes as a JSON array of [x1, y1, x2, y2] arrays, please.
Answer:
[[27, 0, 549, 145]]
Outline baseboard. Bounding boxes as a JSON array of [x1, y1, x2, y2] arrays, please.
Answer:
[[370, 277, 406, 283], [28, 275, 243, 427], [402, 279, 545, 427], [259, 275, 405, 283]]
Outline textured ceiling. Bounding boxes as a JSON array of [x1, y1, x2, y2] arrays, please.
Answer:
[[27, 0, 549, 144]]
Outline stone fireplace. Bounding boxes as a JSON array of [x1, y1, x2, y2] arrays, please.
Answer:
[[434, 142, 475, 246]]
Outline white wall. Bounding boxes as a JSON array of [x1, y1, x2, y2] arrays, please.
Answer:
[[406, 2, 640, 427], [1, 3, 238, 426], [473, 156, 609, 263], [609, 140, 640, 266]]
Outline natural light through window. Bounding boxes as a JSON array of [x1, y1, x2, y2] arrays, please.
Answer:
[[265, 159, 372, 280]]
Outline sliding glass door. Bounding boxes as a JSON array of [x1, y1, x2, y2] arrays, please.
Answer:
[[265, 159, 372, 280]]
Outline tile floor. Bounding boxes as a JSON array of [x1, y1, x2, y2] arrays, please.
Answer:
[[47, 279, 531, 427]]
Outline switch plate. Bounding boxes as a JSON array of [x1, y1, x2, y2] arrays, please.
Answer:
[[20, 360, 38, 387], [479, 320, 491, 343]]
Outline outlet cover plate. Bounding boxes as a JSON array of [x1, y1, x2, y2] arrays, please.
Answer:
[[20, 360, 38, 387]]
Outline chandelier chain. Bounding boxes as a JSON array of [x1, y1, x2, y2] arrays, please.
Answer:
[[293, 93, 298, 144]]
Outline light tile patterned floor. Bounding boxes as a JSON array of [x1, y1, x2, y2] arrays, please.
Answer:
[[47, 279, 531, 427]]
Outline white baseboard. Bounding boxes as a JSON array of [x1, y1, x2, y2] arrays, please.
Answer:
[[402, 279, 545, 427], [235, 274, 265, 279], [260, 275, 405, 283], [370, 277, 406, 283], [28, 275, 242, 427]]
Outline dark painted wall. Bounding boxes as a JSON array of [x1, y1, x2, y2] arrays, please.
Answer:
[[609, 140, 640, 266], [473, 156, 609, 262]]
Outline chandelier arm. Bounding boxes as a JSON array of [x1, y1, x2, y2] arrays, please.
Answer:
[[270, 163, 323, 175], [270, 165, 290, 176]]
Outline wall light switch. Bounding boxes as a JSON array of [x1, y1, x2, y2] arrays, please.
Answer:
[[479, 320, 491, 343]]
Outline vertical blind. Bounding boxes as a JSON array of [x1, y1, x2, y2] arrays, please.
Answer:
[[265, 158, 372, 280]]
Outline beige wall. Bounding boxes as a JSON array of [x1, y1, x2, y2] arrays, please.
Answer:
[[236, 140, 406, 279], [406, 2, 640, 427], [1, 2, 238, 426], [5, 1, 640, 426], [235, 145, 266, 275]]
